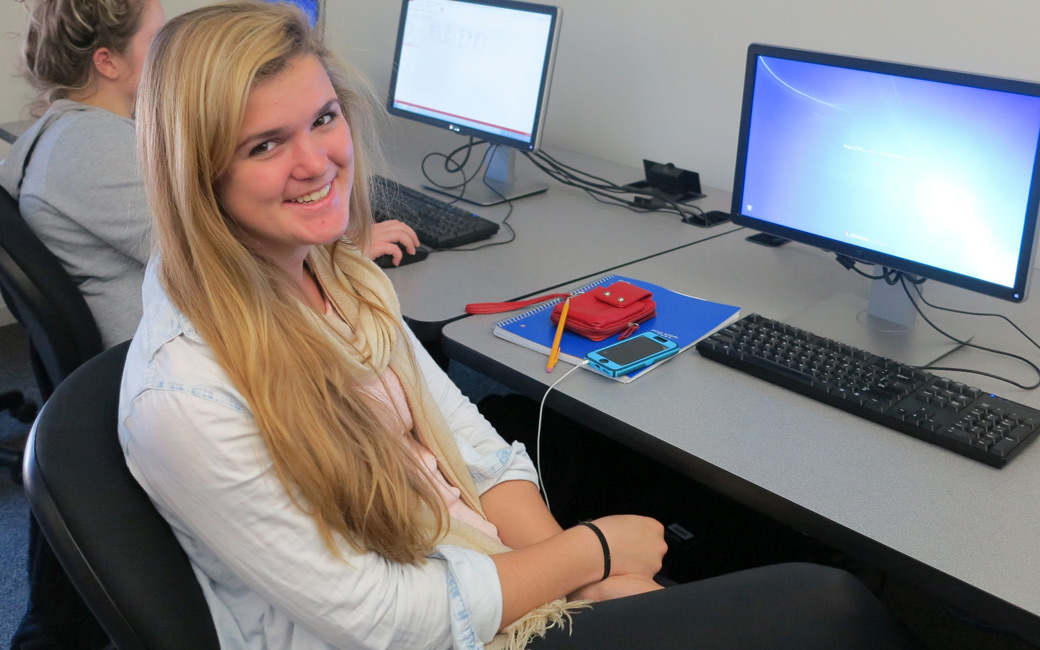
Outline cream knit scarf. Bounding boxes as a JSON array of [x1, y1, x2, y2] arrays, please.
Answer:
[[309, 244, 589, 650]]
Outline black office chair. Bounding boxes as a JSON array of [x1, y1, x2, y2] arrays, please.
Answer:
[[0, 184, 103, 398], [0, 184, 103, 481], [23, 342, 221, 650]]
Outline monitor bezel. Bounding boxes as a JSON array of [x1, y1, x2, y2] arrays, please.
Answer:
[[731, 43, 1040, 303], [386, 0, 562, 153]]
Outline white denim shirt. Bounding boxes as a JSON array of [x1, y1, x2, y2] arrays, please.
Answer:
[[118, 263, 538, 650]]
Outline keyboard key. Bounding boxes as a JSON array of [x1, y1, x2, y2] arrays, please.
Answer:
[[992, 438, 1020, 458]]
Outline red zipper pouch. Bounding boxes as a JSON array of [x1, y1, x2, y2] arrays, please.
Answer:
[[550, 280, 655, 341]]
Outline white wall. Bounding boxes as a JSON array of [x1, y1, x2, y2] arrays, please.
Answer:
[[7, 0, 1038, 190], [331, 0, 1040, 190], [0, 2, 33, 165], [0, 0, 28, 325]]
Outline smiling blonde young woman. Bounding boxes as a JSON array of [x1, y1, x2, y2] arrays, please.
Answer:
[[120, 3, 923, 649]]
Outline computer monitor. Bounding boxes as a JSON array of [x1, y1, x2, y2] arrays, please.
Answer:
[[732, 44, 1040, 364], [387, 0, 562, 205], [261, 0, 322, 27]]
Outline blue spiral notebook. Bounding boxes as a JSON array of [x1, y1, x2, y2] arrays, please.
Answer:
[[494, 274, 741, 382]]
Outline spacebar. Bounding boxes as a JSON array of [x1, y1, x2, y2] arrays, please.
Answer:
[[741, 355, 816, 386]]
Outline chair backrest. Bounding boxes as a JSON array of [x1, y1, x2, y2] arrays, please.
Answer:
[[23, 342, 221, 650], [0, 185, 102, 399]]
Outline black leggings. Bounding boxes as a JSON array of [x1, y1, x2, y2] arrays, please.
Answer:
[[529, 563, 919, 650]]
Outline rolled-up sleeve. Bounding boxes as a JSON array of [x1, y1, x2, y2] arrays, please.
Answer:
[[434, 545, 504, 646]]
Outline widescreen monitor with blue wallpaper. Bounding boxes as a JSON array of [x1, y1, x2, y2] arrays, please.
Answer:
[[732, 44, 1040, 303]]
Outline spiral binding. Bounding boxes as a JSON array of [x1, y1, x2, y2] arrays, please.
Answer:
[[494, 274, 618, 327]]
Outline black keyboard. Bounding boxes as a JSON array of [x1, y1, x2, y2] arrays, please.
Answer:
[[370, 176, 499, 249], [696, 313, 1040, 467]]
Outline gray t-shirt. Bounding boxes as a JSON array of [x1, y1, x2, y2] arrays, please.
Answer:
[[0, 100, 150, 349]]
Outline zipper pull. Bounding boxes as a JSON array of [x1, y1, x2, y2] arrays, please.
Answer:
[[619, 322, 640, 340]]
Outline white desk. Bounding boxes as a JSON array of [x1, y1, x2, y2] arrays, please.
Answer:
[[379, 120, 737, 340], [442, 228, 1040, 644]]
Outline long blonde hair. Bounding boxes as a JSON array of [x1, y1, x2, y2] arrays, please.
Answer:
[[136, 1, 447, 564], [16, 0, 147, 114]]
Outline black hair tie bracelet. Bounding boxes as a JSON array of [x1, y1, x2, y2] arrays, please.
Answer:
[[578, 521, 611, 581]]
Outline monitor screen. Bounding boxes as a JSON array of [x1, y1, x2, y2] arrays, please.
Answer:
[[387, 0, 561, 152], [732, 44, 1040, 303], [261, 0, 321, 27]]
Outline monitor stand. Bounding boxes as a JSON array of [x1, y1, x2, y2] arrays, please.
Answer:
[[783, 266, 967, 367], [423, 146, 547, 207]]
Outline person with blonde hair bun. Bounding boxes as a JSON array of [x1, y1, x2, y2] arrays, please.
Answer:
[[1, 3, 163, 646], [1, 0, 166, 349], [121, 3, 922, 649]]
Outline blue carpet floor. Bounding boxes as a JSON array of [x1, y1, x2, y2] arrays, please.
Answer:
[[0, 323, 35, 647], [0, 479, 28, 647]]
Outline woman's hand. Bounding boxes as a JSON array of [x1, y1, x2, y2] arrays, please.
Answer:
[[364, 220, 420, 265], [589, 514, 667, 580], [569, 574, 663, 602], [491, 514, 666, 629]]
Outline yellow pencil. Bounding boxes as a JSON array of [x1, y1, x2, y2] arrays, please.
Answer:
[[546, 297, 571, 373]]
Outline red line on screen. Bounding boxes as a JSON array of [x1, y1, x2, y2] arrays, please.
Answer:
[[394, 100, 532, 138]]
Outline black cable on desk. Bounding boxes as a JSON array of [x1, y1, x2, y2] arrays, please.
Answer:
[[522, 150, 709, 225], [442, 145, 517, 252], [419, 137, 713, 224], [530, 150, 707, 220], [419, 140, 517, 252], [531, 150, 632, 193], [420, 137, 491, 203], [909, 281, 1040, 353], [898, 275, 1040, 390], [832, 256, 1040, 389]]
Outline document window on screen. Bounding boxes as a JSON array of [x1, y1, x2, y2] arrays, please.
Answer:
[[391, 0, 554, 146]]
